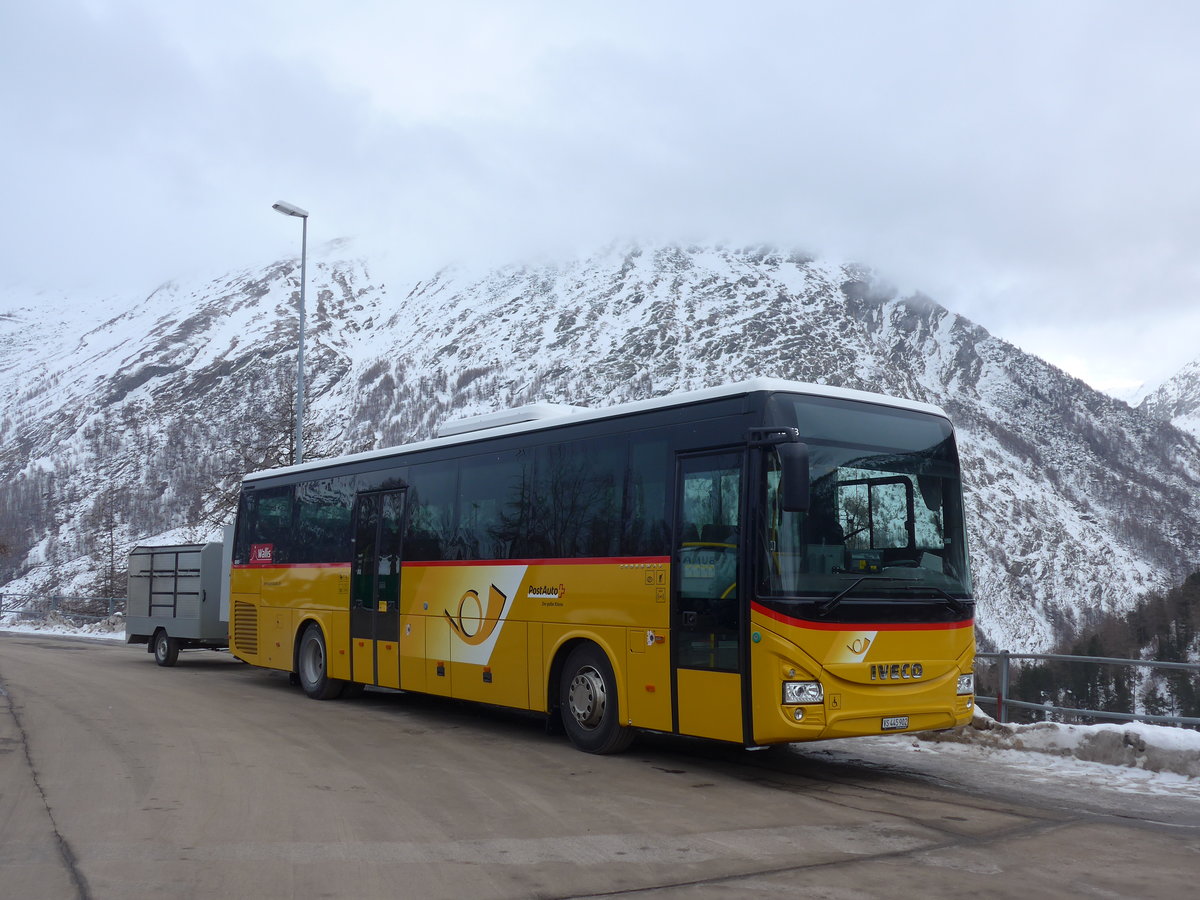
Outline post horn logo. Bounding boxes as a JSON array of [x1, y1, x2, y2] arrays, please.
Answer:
[[445, 584, 508, 646]]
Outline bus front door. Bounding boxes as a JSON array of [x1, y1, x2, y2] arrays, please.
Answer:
[[673, 452, 745, 743], [350, 489, 406, 689]]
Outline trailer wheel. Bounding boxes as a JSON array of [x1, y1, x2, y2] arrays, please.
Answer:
[[297, 624, 345, 700], [153, 630, 180, 667]]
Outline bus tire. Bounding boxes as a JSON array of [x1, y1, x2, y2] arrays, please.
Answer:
[[153, 629, 179, 667], [559, 643, 634, 754], [297, 624, 344, 700]]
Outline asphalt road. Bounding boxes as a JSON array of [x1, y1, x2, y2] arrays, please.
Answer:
[[1, 632, 1197, 900]]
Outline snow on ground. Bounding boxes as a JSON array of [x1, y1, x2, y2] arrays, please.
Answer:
[[2, 613, 1196, 797], [923, 708, 1200, 778], [805, 709, 1200, 827], [815, 707, 1200, 787], [0, 610, 127, 641]]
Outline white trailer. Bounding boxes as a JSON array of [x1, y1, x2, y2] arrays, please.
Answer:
[[125, 531, 232, 666]]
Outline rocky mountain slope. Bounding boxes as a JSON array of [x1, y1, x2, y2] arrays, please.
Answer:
[[1139, 359, 1200, 440], [2, 242, 1198, 652]]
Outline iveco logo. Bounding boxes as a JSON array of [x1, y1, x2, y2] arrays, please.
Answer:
[[871, 662, 924, 681]]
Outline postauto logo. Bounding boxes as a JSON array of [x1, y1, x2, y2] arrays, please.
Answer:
[[445, 584, 508, 646]]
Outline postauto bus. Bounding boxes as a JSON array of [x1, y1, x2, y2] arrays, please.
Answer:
[[228, 379, 975, 753]]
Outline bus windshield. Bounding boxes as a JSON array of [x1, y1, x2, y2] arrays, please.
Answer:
[[760, 394, 972, 601]]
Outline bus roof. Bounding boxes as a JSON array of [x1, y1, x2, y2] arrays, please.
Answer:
[[243, 378, 949, 483]]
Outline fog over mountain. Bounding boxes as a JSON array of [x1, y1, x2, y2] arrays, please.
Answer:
[[2, 242, 1197, 652]]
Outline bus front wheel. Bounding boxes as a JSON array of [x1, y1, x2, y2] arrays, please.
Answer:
[[297, 624, 345, 700], [559, 644, 634, 754]]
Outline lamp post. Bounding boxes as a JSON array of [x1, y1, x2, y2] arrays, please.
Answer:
[[272, 200, 309, 465]]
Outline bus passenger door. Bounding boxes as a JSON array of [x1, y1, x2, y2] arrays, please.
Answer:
[[351, 490, 406, 689], [673, 452, 745, 743]]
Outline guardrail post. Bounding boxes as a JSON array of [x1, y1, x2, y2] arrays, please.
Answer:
[[997, 651, 1010, 724]]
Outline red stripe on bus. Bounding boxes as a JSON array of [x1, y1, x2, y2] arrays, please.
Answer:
[[231, 562, 352, 570], [232, 557, 670, 570], [751, 601, 973, 632], [403, 556, 671, 568]]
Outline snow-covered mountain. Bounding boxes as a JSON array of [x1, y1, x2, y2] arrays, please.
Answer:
[[2, 242, 1198, 652], [1138, 358, 1200, 440]]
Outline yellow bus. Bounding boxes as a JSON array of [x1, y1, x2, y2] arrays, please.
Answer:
[[229, 379, 975, 753]]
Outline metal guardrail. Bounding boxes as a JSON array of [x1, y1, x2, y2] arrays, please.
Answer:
[[0, 594, 126, 620], [975, 650, 1200, 728]]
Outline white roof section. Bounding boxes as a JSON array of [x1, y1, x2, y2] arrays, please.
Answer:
[[437, 402, 587, 437], [244, 378, 950, 483]]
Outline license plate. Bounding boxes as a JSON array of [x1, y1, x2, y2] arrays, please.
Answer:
[[881, 716, 909, 731]]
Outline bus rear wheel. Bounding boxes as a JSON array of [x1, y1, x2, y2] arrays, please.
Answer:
[[559, 644, 634, 754], [153, 629, 179, 667], [297, 624, 345, 700]]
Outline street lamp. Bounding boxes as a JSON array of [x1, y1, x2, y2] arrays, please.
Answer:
[[272, 200, 309, 465]]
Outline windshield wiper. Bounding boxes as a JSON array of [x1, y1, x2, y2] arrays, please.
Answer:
[[815, 578, 969, 617], [898, 584, 968, 615], [816, 576, 909, 616]]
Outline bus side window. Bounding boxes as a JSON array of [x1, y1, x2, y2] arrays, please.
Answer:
[[404, 460, 458, 561], [582, 441, 624, 558], [624, 435, 669, 556], [246, 486, 294, 564], [234, 490, 253, 564], [532, 440, 623, 558], [294, 477, 355, 563], [457, 451, 532, 561]]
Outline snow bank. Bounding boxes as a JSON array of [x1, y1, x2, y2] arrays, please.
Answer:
[[0, 610, 126, 641], [918, 708, 1200, 778]]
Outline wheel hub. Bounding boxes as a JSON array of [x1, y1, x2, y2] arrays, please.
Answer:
[[302, 638, 323, 685], [568, 666, 606, 729]]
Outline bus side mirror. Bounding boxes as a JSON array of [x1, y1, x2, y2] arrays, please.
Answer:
[[778, 442, 810, 512]]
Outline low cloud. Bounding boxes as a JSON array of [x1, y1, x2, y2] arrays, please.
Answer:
[[3, 1, 1199, 389]]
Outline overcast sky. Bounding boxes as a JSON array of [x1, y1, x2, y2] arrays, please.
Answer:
[[4, 1, 1199, 397]]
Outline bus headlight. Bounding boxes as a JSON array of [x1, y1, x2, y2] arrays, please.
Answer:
[[782, 681, 823, 705], [957, 674, 974, 695]]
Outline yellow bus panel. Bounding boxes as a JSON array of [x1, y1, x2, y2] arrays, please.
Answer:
[[399, 613, 426, 692], [676, 668, 743, 742], [624, 627, 672, 731]]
